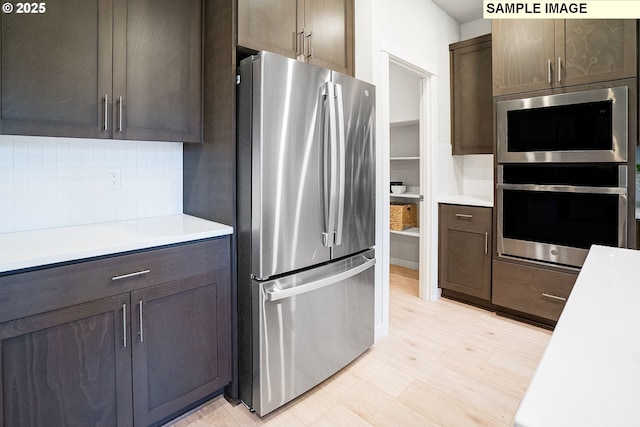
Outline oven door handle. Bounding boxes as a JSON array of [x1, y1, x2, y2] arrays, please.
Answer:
[[497, 183, 627, 195]]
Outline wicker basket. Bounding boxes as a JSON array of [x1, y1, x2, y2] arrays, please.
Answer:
[[390, 203, 417, 231]]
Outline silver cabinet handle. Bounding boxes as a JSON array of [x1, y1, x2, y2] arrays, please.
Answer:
[[111, 269, 151, 281], [305, 31, 313, 59], [295, 31, 304, 56], [455, 213, 473, 219], [138, 300, 144, 342], [118, 96, 123, 132], [542, 293, 567, 302], [547, 58, 551, 84], [292, 31, 297, 54], [485, 232, 488, 254], [122, 303, 127, 348], [104, 94, 108, 131], [557, 57, 562, 83]]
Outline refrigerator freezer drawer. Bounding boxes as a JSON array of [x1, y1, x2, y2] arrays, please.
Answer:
[[251, 250, 375, 416]]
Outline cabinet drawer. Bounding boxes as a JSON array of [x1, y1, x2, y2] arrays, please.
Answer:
[[0, 237, 229, 323], [439, 203, 492, 228], [492, 259, 577, 322]]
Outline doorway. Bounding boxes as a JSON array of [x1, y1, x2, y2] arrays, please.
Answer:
[[386, 59, 430, 300]]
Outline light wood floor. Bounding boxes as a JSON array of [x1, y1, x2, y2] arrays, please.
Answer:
[[168, 265, 551, 427]]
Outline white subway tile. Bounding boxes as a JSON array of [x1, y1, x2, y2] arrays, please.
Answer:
[[0, 136, 14, 171], [0, 171, 14, 216], [1, 136, 183, 233]]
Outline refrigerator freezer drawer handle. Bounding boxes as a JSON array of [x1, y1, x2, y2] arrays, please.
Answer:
[[265, 257, 376, 302]]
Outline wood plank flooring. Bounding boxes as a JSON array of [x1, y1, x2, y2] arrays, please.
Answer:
[[167, 265, 551, 427]]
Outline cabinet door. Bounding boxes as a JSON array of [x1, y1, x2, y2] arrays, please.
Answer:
[[558, 20, 637, 87], [113, 0, 202, 143], [450, 35, 493, 155], [131, 271, 231, 426], [0, 294, 132, 427], [303, 0, 354, 75], [438, 205, 492, 300], [238, 0, 299, 59], [492, 20, 555, 96], [0, 0, 112, 138]]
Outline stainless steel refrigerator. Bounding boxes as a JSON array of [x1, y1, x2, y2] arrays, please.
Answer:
[[236, 51, 376, 417]]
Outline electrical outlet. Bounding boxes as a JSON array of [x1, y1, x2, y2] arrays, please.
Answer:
[[107, 168, 121, 188]]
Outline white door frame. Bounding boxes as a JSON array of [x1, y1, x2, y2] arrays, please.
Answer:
[[376, 48, 439, 338]]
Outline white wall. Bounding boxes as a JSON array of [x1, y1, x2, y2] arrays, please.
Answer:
[[458, 18, 494, 203], [0, 135, 183, 234], [355, 0, 462, 339], [461, 18, 491, 40], [389, 63, 420, 123]]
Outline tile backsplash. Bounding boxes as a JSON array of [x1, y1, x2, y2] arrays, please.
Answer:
[[0, 135, 183, 234]]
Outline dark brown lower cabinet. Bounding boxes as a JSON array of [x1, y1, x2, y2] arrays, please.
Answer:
[[0, 294, 132, 427], [438, 203, 492, 301], [0, 237, 231, 427], [132, 273, 230, 426], [492, 259, 576, 324]]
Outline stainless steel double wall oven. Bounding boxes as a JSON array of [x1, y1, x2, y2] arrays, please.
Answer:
[[496, 86, 630, 268]]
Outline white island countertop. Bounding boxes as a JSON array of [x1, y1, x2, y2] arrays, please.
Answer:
[[0, 214, 233, 274], [514, 245, 640, 427]]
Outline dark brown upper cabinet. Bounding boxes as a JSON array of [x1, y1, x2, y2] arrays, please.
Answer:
[[237, 0, 298, 59], [492, 19, 637, 96], [449, 34, 493, 155], [112, 0, 202, 143], [0, 0, 201, 143], [0, 0, 112, 139], [238, 0, 354, 76]]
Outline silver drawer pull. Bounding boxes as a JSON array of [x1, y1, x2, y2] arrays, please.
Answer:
[[455, 213, 473, 219], [111, 269, 151, 281], [542, 293, 567, 302]]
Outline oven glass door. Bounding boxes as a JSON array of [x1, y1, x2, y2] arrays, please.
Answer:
[[498, 186, 627, 267]]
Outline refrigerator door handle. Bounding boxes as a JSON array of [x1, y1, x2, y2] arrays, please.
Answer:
[[334, 83, 346, 246], [322, 82, 338, 247], [264, 256, 376, 302], [321, 83, 331, 247]]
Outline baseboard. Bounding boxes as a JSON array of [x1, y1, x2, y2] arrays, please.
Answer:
[[390, 257, 419, 270]]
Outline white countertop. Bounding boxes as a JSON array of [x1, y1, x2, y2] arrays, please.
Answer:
[[0, 214, 233, 274], [514, 245, 640, 427], [438, 194, 493, 208]]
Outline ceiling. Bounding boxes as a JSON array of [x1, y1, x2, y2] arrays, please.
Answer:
[[430, 0, 483, 24]]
